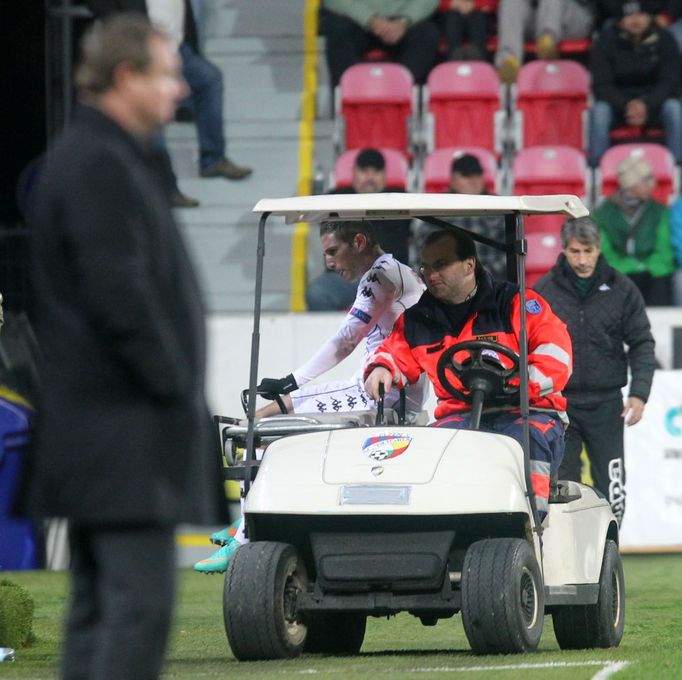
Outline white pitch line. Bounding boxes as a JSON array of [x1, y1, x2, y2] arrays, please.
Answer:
[[591, 661, 631, 680], [283, 660, 631, 675]]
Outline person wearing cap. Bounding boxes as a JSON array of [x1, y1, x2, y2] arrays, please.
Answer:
[[588, 0, 682, 166], [321, 0, 440, 86], [534, 216, 656, 525], [495, 0, 595, 85], [592, 155, 675, 304]]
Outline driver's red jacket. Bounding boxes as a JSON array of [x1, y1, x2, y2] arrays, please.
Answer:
[[364, 272, 573, 420]]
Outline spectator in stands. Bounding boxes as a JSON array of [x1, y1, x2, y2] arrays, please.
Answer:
[[535, 216, 656, 525], [595, 1, 682, 49], [441, 0, 493, 61], [495, 0, 595, 84], [28, 14, 226, 676], [666, 193, 682, 304], [85, 0, 202, 207], [592, 155, 675, 305], [322, 0, 440, 86], [147, 1, 252, 181], [307, 148, 413, 310], [588, 1, 682, 167]]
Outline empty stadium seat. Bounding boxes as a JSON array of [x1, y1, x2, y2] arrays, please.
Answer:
[[423, 61, 504, 154], [597, 143, 678, 205], [335, 63, 416, 156], [422, 147, 497, 194], [512, 145, 588, 234], [331, 148, 410, 191], [512, 60, 589, 150], [526, 231, 562, 287]]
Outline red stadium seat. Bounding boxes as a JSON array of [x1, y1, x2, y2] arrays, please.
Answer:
[[526, 231, 562, 287], [332, 148, 410, 191], [597, 143, 677, 205], [512, 60, 589, 151], [512, 146, 588, 235], [335, 63, 415, 156], [422, 147, 497, 194], [423, 61, 504, 154]]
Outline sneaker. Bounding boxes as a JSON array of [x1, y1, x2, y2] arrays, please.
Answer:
[[200, 158, 253, 180], [171, 190, 200, 208], [498, 54, 520, 85], [536, 33, 558, 60], [209, 518, 242, 546], [193, 538, 241, 574]]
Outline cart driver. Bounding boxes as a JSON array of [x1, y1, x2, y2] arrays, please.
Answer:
[[194, 219, 429, 573], [364, 228, 573, 520]]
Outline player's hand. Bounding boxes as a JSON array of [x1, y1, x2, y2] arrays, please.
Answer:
[[257, 373, 298, 396], [622, 396, 645, 426], [364, 367, 394, 401]]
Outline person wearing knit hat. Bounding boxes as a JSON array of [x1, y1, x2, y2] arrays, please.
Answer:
[[588, 0, 682, 166], [592, 154, 674, 305]]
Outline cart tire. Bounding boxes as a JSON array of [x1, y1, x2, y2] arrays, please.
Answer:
[[461, 538, 544, 654], [304, 613, 366, 655], [552, 539, 624, 649], [223, 542, 308, 660]]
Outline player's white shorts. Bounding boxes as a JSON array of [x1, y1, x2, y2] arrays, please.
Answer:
[[290, 374, 428, 418]]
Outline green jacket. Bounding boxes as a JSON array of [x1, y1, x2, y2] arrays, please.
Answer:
[[323, 0, 438, 28], [592, 198, 675, 277]]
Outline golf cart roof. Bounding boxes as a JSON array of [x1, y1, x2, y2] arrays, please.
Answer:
[[252, 193, 589, 224]]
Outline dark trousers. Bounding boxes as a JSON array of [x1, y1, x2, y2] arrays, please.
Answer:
[[442, 10, 488, 59], [324, 13, 440, 86], [561, 398, 626, 524], [61, 523, 176, 680]]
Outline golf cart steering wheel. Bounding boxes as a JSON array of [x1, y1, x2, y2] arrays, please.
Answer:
[[436, 340, 520, 429], [240, 388, 288, 417], [437, 340, 520, 402]]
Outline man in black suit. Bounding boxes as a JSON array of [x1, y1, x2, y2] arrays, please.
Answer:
[[29, 14, 226, 679]]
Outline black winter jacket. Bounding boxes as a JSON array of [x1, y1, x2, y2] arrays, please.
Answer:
[[590, 19, 681, 121], [534, 254, 656, 406]]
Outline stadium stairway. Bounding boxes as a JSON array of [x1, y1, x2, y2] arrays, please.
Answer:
[[165, 0, 320, 314]]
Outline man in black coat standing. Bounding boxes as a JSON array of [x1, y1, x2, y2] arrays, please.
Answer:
[[534, 217, 656, 525], [29, 14, 226, 679]]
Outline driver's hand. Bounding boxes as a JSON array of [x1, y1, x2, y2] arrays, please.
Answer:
[[364, 367, 394, 401], [257, 373, 298, 396], [622, 396, 645, 426]]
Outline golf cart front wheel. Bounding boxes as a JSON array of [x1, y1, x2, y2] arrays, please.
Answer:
[[461, 538, 544, 654], [223, 542, 308, 660], [552, 539, 625, 649], [304, 612, 367, 654]]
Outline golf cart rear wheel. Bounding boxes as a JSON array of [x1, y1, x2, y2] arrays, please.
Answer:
[[461, 538, 544, 654], [552, 539, 625, 649], [223, 542, 308, 660], [304, 613, 367, 654]]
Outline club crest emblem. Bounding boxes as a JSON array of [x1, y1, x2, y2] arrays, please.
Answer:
[[362, 434, 412, 461]]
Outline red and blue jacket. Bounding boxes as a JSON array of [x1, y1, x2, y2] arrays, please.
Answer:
[[365, 272, 572, 420]]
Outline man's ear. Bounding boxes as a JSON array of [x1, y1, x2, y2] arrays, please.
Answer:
[[354, 233, 368, 251]]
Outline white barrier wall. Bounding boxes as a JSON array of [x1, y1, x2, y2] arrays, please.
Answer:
[[206, 308, 682, 551]]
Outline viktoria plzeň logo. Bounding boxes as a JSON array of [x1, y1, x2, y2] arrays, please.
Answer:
[[362, 433, 412, 461]]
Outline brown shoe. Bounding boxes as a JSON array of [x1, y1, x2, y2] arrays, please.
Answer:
[[536, 33, 558, 60], [200, 158, 253, 180], [171, 190, 200, 208]]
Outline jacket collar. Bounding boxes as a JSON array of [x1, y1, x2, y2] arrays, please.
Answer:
[[553, 253, 614, 294]]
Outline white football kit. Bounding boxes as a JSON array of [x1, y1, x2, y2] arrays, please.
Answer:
[[290, 254, 428, 417]]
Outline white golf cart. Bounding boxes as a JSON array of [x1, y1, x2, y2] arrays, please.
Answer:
[[218, 193, 624, 660]]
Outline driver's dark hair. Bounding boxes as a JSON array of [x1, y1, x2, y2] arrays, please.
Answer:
[[319, 220, 379, 248], [560, 216, 600, 249], [423, 228, 484, 277]]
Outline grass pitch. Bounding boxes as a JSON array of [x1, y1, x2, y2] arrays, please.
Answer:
[[2, 554, 682, 679]]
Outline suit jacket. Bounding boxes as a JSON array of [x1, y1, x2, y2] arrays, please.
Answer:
[[28, 105, 226, 526]]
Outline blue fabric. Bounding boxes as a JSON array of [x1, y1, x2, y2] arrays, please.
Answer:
[[179, 43, 226, 170]]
